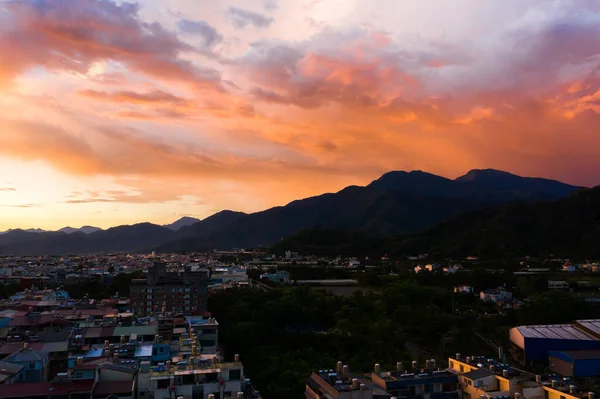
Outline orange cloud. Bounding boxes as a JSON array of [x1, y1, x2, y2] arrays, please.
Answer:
[[78, 89, 191, 105]]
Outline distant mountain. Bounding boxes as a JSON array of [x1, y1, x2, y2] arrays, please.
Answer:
[[155, 169, 582, 252], [370, 169, 578, 201], [163, 216, 201, 231], [0, 169, 584, 255], [0, 228, 47, 235], [394, 185, 600, 258], [58, 226, 102, 235], [0, 223, 174, 255]]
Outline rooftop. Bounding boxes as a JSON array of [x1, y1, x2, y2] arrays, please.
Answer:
[[463, 368, 494, 380], [515, 324, 596, 340]]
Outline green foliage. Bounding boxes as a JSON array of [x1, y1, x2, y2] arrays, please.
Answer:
[[0, 282, 21, 299], [516, 291, 600, 325], [107, 270, 145, 297], [210, 283, 463, 399]]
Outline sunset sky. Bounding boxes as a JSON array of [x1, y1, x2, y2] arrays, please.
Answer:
[[1, 0, 600, 230]]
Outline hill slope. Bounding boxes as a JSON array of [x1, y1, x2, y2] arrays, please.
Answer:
[[397, 186, 600, 258], [156, 169, 580, 252], [0, 169, 582, 255]]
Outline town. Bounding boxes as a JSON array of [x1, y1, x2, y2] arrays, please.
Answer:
[[0, 251, 598, 398]]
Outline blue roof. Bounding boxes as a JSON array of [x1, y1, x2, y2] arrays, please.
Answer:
[[5, 349, 48, 363], [69, 347, 104, 360]]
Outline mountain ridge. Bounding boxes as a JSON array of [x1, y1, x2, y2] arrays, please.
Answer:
[[0, 169, 585, 255]]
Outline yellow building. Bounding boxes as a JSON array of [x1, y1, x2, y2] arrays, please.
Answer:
[[447, 356, 593, 399]]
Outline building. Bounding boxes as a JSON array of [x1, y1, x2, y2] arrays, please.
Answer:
[[306, 360, 460, 399], [370, 362, 459, 399], [509, 319, 600, 364], [130, 262, 209, 317], [0, 361, 24, 384], [305, 369, 374, 399], [548, 350, 600, 377], [448, 355, 596, 399], [480, 288, 512, 303], [454, 286, 474, 294], [260, 271, 290, 284], [136, 328, 248, 399], [3, 343, 49, 382]]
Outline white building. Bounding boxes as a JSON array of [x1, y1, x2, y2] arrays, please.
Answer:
[[480, 287, 512, 302]]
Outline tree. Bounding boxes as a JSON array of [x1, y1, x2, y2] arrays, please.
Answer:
[[516, 291, 600, 325]]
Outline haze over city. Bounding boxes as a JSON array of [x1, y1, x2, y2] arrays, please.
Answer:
[[1, 0, 600, 230]]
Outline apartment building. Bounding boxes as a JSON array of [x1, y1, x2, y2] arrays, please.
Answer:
[[448, 355, 596, 399], [130, 262, 209, 316]]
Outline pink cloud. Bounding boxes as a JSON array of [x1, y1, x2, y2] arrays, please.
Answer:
[[0, 0, 226, 91]]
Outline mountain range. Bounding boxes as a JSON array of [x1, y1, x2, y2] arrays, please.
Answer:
[[275, 184, 600, 259], [0, 169, 586, 256]]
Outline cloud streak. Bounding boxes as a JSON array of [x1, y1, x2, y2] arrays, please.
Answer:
[[227, 7, 274, 28]]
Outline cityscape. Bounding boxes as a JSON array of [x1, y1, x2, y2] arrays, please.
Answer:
[[1, 0, 600, 399]]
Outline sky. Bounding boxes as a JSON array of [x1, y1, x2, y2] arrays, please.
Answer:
[[1, 0, 600, 230]]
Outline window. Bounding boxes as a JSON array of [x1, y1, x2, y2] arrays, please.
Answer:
[[29, 362, 36, 370], [229, 369, 241, 380], [157, 379, 170, 389]]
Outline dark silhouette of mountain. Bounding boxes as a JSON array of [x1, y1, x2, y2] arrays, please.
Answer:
[[155, 211, 248, 253], [58, 226, 102, 234], [0, 169, 583, 255], [163, 216, 201, 231], [155, 169, 581, 252], [0, 228, 47, 235], [395, 186, 600, 258], [0, 223, 174, 255], [370, 169, 578, 201], [272, 186, 600, 259]]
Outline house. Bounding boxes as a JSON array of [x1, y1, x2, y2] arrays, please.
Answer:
[[562, 264, 577, 272], [425, 264, 440, 272], [443, 265, 462, 274], [3, 344, 49, 382], [261, 271, 290, 284], [480, 287, 512, 303], [454, 286, 473, 294], [0, 361, 23, 384]]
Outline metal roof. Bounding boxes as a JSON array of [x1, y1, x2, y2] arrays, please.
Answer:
[[576, 320, 600, 335], [113, 325, 157, 336], [516, 324, 596, 340], [4, 348, 48, 363]]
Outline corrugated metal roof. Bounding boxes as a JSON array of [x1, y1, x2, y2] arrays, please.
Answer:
[[576, 320, 600, 335], [113, 325, 157, 336], [517, 324, 596, 340], [40, 341, 68, 353]]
